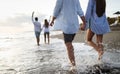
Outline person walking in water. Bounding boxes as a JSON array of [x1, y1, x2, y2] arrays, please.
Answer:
[[50, 0, 86, 71], [32, 11, 42, 46], [85, 0, 110, 60], [42, 19, 50, 44]]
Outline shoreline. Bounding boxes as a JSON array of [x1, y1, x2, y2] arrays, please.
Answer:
[[51, 26, 120, 50], [0, 26, 120, 74], [51, 30, 120, 43]]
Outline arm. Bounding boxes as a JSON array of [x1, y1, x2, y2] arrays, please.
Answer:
[[85, 0, 94, 22], [50, 16, 56, 26], [50, 0, 63, 26], [53, 0, 63, 18], [80, 16, 86, 31], [41, 24, 45, 31], [76, 0, 84, 17], [32, 11, 34, 22], [76, 0, 86, 30]]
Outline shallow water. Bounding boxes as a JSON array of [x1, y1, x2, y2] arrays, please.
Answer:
[[0, 31, 120, 74]]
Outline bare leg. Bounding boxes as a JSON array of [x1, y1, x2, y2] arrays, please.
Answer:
[[96, 34, 103, 48], [86, 29, 104, 60], [36, 37, 40, 46], [47, 33, 50, 44], [86, 29, 99, 52], [96, 34, 104, 60], [44, 33, 46, 44], [65, 42, 76, 66]]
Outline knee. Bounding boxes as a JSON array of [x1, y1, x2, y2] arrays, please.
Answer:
[[66, 43, 74, 51], [86, 38, 91, 43]]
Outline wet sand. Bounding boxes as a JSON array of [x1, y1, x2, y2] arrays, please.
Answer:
[[49, 26, 120, 74], [51, 26, 120, 50], [0, 26, 120, 74]]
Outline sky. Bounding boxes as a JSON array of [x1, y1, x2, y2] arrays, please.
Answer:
[[0, 0, 120, 33]]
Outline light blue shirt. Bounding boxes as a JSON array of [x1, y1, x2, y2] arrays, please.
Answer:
[[85, 0, 110, 34], [53, 0, 84, 34]]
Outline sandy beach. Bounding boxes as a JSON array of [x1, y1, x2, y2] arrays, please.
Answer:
[[51, 26, 120, 50], [49, 26, 120, 73]]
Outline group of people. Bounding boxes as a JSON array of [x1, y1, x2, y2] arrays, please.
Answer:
[[32, 0, 111, 71], [32, 12, 50, 46]]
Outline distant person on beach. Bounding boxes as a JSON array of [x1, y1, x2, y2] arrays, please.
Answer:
[[50, 0, 86, 71], [42, 19, 50, 44], [85, 0, 110, 60], [32, 11, 42, 46]]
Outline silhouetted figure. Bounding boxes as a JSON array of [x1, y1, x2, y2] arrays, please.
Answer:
[[32, 11, 42, 46], [42, 19, 50, 44]]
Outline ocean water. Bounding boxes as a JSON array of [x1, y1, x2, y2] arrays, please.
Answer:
[[0, 31, 120, 74]]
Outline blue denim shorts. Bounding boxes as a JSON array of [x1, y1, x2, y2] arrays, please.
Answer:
[[35, 31, 40, 38]]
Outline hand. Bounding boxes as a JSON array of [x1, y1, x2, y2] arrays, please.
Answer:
[[50, 21, 54, 26], [32, 11, 34, 14], [32, 11, 34, 17], [49, 16, 56, 26], [80, 23, 86, 31]]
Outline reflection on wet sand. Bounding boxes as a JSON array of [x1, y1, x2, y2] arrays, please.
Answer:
[[0, 30, 120, 74]]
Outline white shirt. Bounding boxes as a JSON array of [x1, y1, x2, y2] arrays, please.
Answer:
[[42, 25, 49, 32], [32, 17, 41, 32]]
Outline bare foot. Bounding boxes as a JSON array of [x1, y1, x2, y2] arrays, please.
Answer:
[[69, 66, 77, 74], [37, 44, 40, 46], [98, 48, 104, 60]]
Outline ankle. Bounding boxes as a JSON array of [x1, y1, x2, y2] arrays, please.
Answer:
[[97, 42, 104, 48], [70, 61, 76, 66]]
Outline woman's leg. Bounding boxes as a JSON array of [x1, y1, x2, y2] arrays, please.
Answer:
[[96, 34, 104, 60], [44, 33, 46, 44], [47, 33, 50, 44], [86, 29, 99, 52], [96, 34, 103, 48]]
